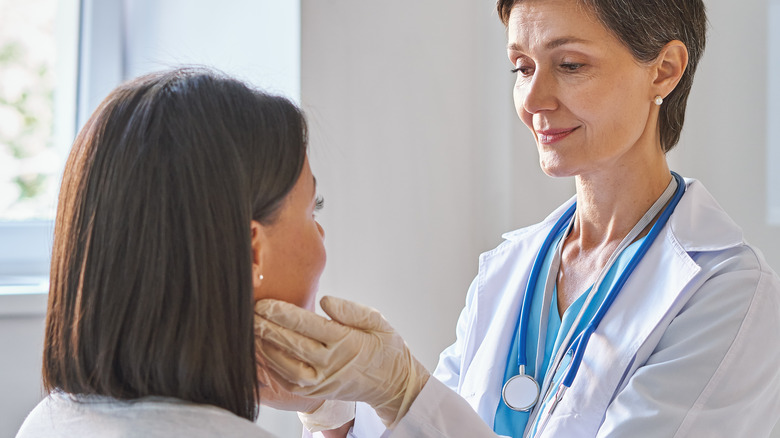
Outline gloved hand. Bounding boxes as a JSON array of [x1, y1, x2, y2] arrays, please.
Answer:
[[254, 296, 430, 429], [255, 302, 357, 432], [255, 350, 324, 413]]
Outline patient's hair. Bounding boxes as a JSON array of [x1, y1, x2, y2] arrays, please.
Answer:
[[42, 67, 307, 421]]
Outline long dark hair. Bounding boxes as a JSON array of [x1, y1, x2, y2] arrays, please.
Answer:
[[43, 67, 307, 421]]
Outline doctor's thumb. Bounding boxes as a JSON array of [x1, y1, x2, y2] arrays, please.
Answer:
[[319, 296, 394, 333]]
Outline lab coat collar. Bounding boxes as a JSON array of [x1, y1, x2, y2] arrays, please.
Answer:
[[501, 178, 743, 253], [668, 179, 743, 251], [460, 177, 746, 429]]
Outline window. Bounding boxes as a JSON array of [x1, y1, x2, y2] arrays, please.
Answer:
[[78, 0, 301, 125], [0, 0, 78, 221], [0, 0, 78, 276], [0, 0, 300, 277]]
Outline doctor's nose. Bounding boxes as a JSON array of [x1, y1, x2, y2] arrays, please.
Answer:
[[518, 73, 558, 115]]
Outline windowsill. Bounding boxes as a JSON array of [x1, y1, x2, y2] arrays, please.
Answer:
[[0, 220, 53, 278], [0, 276, 49, 317]]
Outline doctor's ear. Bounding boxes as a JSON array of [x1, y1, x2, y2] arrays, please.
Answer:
[[250, 220, 266, 289], [651, 40, 688, 100]]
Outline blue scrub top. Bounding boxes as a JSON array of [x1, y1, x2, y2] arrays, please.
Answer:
[[494, 231, 647, 437]]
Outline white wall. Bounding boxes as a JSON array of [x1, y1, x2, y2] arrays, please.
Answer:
[[0, 292, 47, 436], [669, 0, 780, 269], [0, 315, 46, 434]]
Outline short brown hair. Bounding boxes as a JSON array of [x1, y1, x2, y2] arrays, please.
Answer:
[[43, 68, 307, 421], [497, 0, 707, 152]]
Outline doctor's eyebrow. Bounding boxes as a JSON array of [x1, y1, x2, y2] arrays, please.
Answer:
[[507, 36, 590, 52]]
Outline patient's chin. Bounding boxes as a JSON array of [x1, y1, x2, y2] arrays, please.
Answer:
[[252, 285, 318, 311], [302, 292, 317, 311]]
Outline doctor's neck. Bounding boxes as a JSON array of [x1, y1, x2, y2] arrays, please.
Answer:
[[571, 159, 672, 249]]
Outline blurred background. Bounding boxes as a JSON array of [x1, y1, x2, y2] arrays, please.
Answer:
[[1, 0, 778, 436]]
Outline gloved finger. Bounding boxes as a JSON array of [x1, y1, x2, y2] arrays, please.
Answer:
[[256, 355, 273, 385], [255, 298, 350, 344], [256, 354, 288, 390], [320, 296, 394, 333], [255, 316, 335, 368], [258, 341, 324, 390], [256, 358, 326, 412]]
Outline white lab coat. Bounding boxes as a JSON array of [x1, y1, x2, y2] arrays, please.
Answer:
[[319, 179, 780, 437]]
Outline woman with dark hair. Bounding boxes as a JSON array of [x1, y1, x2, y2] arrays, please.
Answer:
[[253, 0, 780, 437], [16, 67, 327, 437]]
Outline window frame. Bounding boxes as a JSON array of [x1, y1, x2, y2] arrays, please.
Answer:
[[0, 0, 82, 279], [0, 0, 302, 282], [769, 0, 780, 225]]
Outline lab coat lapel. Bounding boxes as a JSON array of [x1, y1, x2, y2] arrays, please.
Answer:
[[539, 179, 743, 438], [539, 229, 702, 437], [460, 200, 575, 426]]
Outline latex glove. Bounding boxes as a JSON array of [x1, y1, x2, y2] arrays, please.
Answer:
[[255, 351, 324, 413], [256, 303, 357, 432], [297, 399, 356, 433], [255, 303, 325, 413], [258, 353, 356, 432], [254, 296, 430, 429]]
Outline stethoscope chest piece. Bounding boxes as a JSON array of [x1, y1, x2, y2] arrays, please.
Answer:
[[502, 373, 540, 412]]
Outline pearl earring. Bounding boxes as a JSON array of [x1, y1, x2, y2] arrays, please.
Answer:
[[654, 95, 664, 106], [258, 273, 264, 281]]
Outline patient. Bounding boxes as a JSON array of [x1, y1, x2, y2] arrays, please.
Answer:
[[16, 67, 327, 437]]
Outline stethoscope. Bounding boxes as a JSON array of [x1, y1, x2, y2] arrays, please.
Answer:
[[501, 172, 686, 437]]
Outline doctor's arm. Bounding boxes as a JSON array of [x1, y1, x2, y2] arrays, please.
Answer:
[[254, 295, 498, 438], [597, 251, 780, 438]]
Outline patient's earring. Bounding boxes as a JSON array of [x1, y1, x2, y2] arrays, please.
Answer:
[[654, 95, 664, 106], [258, 274, 264, 281]]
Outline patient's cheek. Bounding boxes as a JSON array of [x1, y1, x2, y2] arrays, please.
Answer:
[[251, 226, 325, 310]]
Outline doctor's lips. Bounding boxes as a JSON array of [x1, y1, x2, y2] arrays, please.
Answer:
[[536, 127, 579, 144]]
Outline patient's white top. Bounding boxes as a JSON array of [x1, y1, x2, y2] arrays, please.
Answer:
[[16, 392, 275, 438]]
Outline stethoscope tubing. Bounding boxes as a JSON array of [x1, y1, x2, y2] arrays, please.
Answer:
[[561, 171, 686, 388], [516, 202, 577, 369], [509, 172, 687, 438]]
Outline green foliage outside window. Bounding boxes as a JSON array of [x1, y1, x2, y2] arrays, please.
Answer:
[[0, 0, 59, 220]]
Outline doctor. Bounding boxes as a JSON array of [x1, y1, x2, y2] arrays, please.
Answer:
[[254, 0, 780, 436]]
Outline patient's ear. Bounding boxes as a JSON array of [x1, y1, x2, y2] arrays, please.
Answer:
[[250, 220, 267, 298]]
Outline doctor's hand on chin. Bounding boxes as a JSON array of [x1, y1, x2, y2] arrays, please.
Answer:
[[254, 303, 358, 435], [254, 347, 325, 413], [254, 295, 431, 431]]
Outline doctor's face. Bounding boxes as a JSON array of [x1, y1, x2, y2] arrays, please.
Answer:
[[252, 157, 326, 310], [507, 0, 658, 178]]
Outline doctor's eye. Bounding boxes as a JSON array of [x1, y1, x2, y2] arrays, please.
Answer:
[[511, 65, 534, 76], [511, 56, 535, 77], [560, 62, 584, 72], [314, 196, 324, 212]]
